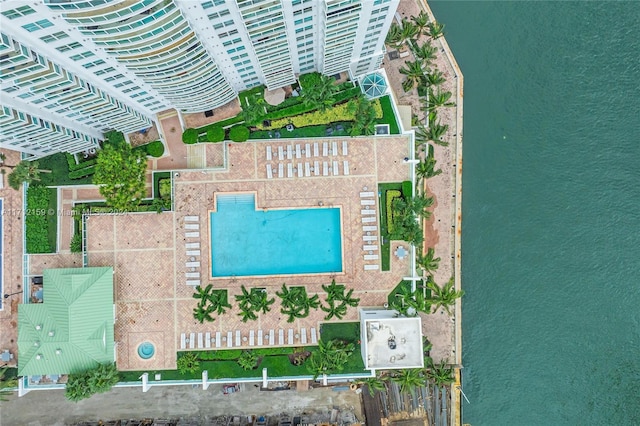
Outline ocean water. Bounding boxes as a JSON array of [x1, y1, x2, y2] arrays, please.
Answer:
[[428, 2, 640, 424], [210, 194, 342, 276]]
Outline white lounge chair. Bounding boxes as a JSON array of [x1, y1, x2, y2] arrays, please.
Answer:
[[279, 329, 284, 345], [287, 145, 293, 160], [288, 329, 294, 345], [363, 245, 379, 251], [311, 327, 317, 344], [185, 231, 200, 238], [185, 242, 200, 249], [278, 146, 284, 161], [198, 332, 204, 349], [301, 328, 307, 344], [278, 163, 284, 178], [216, 331, 221, 348], [363, 225, 378, 231], [295, 144, 302, 159], [323, 162, 329, 176], [297, 164, 303, 178], [205, 332, 211, 348], [186, 279, 201, 286], [227, 331, 233, 348], [305, 143, 311, 158], [186, 250, 201, 256], [184, 216, 199, 222], [364, 254, 379, 261], [287, 163, 293, 178], [323, 142, 329, 156], [236, 330, 241, 346], [180, 333, 186, 349], [266, 145, 272, 161], [186, 272, 200, 278], [314, 160, 320, 176], [363, 235, 378, 242], [361, 199, 375, 206], [343, 160, 350, 175], [186, 261, 200, 268], [267, 164, 273, 179], [257, 330, 263, 346], [364, 264, 379, 271], [360, 191, 375, 198], [332, 141, 338, 156], [249, 330, 255, 346], [269, 329, 275, 346], [185, 223, 199, 230], [332, 160, 339, 176], [342, 141, 348, 155], [189, 332, 195, 349], [362, 217, 377, 223], [305, 162, 311, 177], [361, 210, 376, 215], [313, 142, 319, 157]]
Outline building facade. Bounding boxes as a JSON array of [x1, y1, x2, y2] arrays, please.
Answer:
[[1, 0, 398, 158]]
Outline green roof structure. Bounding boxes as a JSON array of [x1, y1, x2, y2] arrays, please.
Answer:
[[18, 267, 115, 377]]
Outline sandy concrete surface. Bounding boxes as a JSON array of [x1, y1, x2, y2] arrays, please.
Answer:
[[0, 383, 363, 426]]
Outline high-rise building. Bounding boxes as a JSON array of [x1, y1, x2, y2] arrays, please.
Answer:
[[1, 0, 398, 158]]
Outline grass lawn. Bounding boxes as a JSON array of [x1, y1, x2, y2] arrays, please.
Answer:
[[152, 171, 170, 198], [249, 122, 351, 140], [387, 280, 412, 307], [320, 321, 360, 343], [376, 95, 401, 135], [378, 182, 403, 271], [46, 188, 57, 251], [37, 153, 94, 186]]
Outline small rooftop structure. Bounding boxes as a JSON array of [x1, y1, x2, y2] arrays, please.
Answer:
[[17, 267, 115, 377], [359, 70, 389, 100], [360, 309, 424, 370], [264, 87, 286, 106]]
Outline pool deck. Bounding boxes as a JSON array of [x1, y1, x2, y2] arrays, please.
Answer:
[[83, 136, 415, 371]]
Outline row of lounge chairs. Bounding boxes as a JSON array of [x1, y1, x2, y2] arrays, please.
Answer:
[[179, 327, 317, 350], [266, 160, 349, 179], [360, 190, 380, 271], [184, 215, 201, 286], [266, 141, 348, 162]]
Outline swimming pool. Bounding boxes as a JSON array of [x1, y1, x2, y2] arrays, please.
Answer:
[[209, 194, 342, 277]]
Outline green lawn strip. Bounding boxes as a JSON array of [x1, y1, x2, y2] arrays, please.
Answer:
[[193, 115, 245, 136], [319, 321, 360, 343], [37, 153, 94, 186], [25, 186, 54, 254], [387, 280, 413, 307], [378, 182, 403, 271], [376, 95, 401, 135], [152, 172, 170, 199]]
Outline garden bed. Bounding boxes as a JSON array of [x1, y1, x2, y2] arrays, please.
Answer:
[[378, 182, 404, 271], [376, 95, 401, 135], [25, 185, 56, 254]]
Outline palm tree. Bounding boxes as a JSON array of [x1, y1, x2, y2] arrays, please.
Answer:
[[391, 368, 425, 396], [427, 21, 445, 39], [385, 22, 404, 49], [356, 376, 387, 397], [321, 299, 348, 320], [416, 156, 442, 182], [425, 69, 446, 87], [193, 302, 215, 324], [411, 11, 430, 36], [192, 284, 213, 304], [0, 367, 17, 402], [301, 74, 337, 112], [390, 284, 420, 317], [416, 247, 441, 276], [425, 88, 455, 112], [209, 290, 232, 315], [242, 98, 266, 126], [399, 60, 426, 93], [427, 277, 464, 315], [277, 284, 319, 322], [399, 19, 419, 45], [426, 360, 455, 387], [252, 288, 275, 314], [408, 192, 435, 219], [322, 279, 345, 302], [413, 42, 437, 68], [8, 160, 51, 190], [237, 350, 259, 371]]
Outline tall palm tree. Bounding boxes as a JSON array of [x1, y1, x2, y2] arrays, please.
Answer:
[[413, 41, 437, 68], [416, 247, 441, 276], [427, 277, 464, 315], [321, 279, 345, 302], [8, 160, 51, 190], [385, 22, 404, 50], [391, 368, 425, 396], [193, 302, 215, 324], [192, 284, 213, 304], [427, 21, 445, 39], [399, 19, 419, 44], [426, 360, 455, 387], [425, 88, 455, 111], [209, 290, 232, 315], [301, 74, 338, 111], [425, 69, 446, 87], [427, 122, 449, 147], [399, 60, 426, 93], [416, 156, 442, 182], [321, 299, 348, 320], [0, 367, 17, 402], [356, 376, 387, 397], [277, 284, 319, 322], [411, 11, 430, 36], [409, 192, 435, 219]]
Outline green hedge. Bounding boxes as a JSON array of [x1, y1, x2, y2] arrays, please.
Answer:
[[68, 165, 96, 179], [401, 180, 413, 198], [182, 128, 198, 144], [386, 190, 402, 235], [145, 140, 164, 157], [25, 186, 53, 254], [66, 153, 97, 171], [229, 125, 250, 142]]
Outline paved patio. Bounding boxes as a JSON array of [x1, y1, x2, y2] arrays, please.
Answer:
[[81, 135, 414, 371]]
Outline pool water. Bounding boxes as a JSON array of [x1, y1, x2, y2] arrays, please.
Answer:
[[137, 342, 155, 359], [210, 194, 342, 277]]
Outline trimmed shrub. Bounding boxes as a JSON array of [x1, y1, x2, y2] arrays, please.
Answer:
[[25, 186, 53, 254], [70, 233, 82, 253], [386, 190, 402, 234], [104, 130, 125, 147], [401, 180, 413, 199], [66, 154, 97, 172], [68, 165, 96, 179], [64, 363, 119, 402], [206, 126, 225, 142], [145, 140, 164, 157], [177, 352, 200, 374], [182, 128, 199, 144], [229, 125, 250, 142], [158, 178, 171, 199]]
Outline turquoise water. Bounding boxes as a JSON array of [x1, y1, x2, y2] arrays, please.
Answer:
[[429, 1, 640, 424], [209, 194, 342, 276], [137, 342, 155, 360]]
